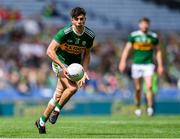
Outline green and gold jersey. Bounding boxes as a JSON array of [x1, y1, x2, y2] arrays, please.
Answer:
[[128, 30, 159, 64], [53, 24, 95, 65]]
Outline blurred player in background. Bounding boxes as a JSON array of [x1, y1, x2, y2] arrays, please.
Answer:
[[119, 17, 163, 117], [35, 7, 95, 134]]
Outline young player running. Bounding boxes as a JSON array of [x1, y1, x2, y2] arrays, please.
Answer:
[[35, 7, 95, 134]]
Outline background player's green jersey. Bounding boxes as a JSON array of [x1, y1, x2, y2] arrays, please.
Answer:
[[128, 30, 159, 64], [53, 24, 95, 65]]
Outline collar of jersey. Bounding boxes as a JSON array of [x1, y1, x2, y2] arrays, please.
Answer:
[[72, 26, 85, 36], [139, 30, 150, 35]]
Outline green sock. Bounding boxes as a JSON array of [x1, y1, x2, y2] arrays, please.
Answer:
[[56, 103, 62, 110], [41, 115, 47, 123]]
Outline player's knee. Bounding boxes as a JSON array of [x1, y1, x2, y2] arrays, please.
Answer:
[[68, 85, 78, 94], [53, 87, 63, 101], [147, 86, 152, 92], [49, 98, 57, 106], [135, 87, 141, 92], [54, 93, 61, 101]]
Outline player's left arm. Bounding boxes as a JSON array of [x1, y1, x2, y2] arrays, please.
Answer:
[[77, 45, 94, 88], [156, 44, 164, 76], [78, 32, 95, 88], [82, 47, 90, 74], [77, 48, 90, 87]]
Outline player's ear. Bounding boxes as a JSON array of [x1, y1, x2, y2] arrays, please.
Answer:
[[84, 17, 86, 21], [83, 17, 86, 25], [71, 17, 75, 24]]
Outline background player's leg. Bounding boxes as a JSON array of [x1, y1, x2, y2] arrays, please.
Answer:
[[134, 78, 142, 116], [144, 75, 154, 116]]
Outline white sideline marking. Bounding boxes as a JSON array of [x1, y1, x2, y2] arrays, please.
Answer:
[[62, 120, 180, 125]]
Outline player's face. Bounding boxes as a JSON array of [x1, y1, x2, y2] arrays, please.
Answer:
[[139, 21, 150, 33], [72, 14, 86, 28]]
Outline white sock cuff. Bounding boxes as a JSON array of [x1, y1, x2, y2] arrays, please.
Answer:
[[40, 118, 45, 126], [55, 106, 60, 112], [49, 98, 57, 106]]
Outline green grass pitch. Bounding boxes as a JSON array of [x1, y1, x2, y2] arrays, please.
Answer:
[[0, 115, 180, 138]]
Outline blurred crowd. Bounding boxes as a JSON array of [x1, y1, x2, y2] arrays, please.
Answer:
[[0, 5, 179, 99]]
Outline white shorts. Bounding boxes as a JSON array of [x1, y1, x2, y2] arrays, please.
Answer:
[[52, 62, 68, 76], [131, 64, 155, 79]]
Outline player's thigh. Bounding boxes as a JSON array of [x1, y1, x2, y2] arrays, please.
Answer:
[[52, 62, 78, 92], [144, 76, 153, 89], [143, 64, 155, 88], [53, 77, 65, 100], [60, 72, 78, 92], [143, 64, 155, 78], [131, 64, 143, 79]]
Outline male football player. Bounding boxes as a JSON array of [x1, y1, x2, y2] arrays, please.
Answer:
[[119, 17, 163, 116], [35, 7, 95, 134]]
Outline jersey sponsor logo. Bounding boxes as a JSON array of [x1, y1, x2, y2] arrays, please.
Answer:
[[134, 36, 152, 43], [67, 39, 73, 43], [75, 38, 80, 45], [82, 41, 86, 46], [60, 43, 85, 55], [133, 42, 154, 50]]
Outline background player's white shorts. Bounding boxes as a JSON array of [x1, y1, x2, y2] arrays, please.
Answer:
[[131, 64, 155, 79]]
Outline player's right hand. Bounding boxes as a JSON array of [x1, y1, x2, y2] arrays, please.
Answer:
[[62, 66, 69, 77], [77, 72, 89, 88], [119, 62, 126, 73], [157, 66, 164, 76]]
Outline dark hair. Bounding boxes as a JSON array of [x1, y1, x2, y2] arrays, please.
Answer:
[[139, 17, 150, 24], [70, 7, 86, 18]]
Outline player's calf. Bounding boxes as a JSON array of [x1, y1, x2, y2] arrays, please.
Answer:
[[49, 102, 62, 124]]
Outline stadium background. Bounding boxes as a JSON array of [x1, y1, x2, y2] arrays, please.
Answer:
[[0, 0, 180, 117]]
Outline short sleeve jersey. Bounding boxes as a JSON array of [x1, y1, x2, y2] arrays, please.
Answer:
[[53, 24, 95, 65], [128, 30, 159, 64]]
